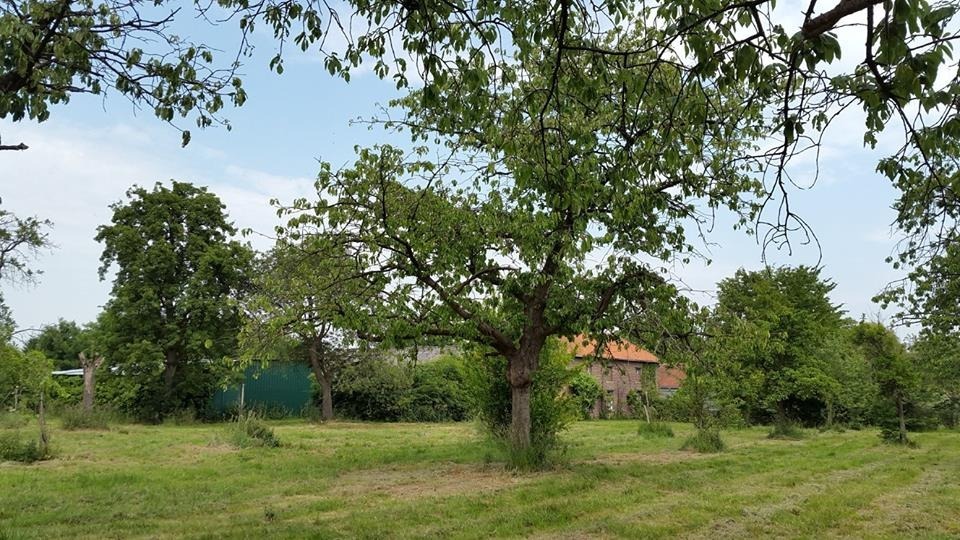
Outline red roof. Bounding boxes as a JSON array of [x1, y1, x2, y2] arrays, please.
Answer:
[[657, 365, 685, 389], [564, 334, 658, 363]]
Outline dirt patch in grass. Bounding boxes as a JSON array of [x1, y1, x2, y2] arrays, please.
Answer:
[[330, 463, 534, 500]]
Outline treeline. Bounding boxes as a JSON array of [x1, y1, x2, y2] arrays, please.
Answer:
[[2, 182, 959, 467], [652, 266, 959, 446]]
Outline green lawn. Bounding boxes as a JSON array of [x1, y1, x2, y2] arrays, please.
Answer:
[[1, 419, 959, 539]]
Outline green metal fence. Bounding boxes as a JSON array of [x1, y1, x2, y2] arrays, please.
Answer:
[[211, 362, 313, 417]]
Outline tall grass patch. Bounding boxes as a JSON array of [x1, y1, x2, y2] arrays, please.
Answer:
[[60, 406, 111, 430], [0, 431, 53, 463], [221, 412, 281, 449], [681, 429, 725, 453], [637, 421, 675, 438]]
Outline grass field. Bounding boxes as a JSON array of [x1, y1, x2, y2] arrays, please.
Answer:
[[1, 419, 959, 539]]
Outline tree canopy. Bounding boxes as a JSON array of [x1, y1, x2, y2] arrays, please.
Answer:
[[714, 266, 846, 427], [0, 0, 248, 148], [95, 181, 253, 420], [25, 319, 87, 370], [276, 0, 768, 451]]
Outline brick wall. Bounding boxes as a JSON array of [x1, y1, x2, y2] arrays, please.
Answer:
[[576, 359, 659, 418]]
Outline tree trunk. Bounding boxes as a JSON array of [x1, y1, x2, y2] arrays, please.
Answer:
[[510, 383, 532, 449], [507, 348, 539, 450], [825, 396, 835, 428], [162, 350, 178, 392], [775, 401, 788, 429], [320, 375, 334, 421], [897, 393, 908, 444], [308, 337, 333, 422], [79, 352, 104, 413]]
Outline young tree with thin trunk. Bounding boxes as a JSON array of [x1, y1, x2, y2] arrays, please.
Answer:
[[852, 321, 918, 445], [239, 239, 367, 421]]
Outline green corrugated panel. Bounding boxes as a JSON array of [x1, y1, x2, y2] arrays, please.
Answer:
[[211, 362, 313, 415]]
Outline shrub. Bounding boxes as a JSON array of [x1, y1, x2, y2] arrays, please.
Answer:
[[60, 406, 111, 430], [334, 358, 401, 420], [464, 340, 578, 469], [569, 370, 602, 419], [223, 412, 281, 448], [637, 421, 674, 438], [333, 358, 412, 421], [0, 431, 53, 463], [402, 356, 471, 422], [681, 429, 725, 453]]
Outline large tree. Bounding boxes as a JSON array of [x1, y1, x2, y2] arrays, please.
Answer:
[[95, 181, 252, 420], [239, 238, 368, 421], [715, 266, 846, 428], [277, 7, 765, 451]]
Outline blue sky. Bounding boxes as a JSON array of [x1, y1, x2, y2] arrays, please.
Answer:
[[0, 6, 911, 338]]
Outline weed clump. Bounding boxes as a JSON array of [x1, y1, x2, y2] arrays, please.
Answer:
[[768, 423, 806, 440], [224, 412, 281, 448], [60, 406, 111, 431], [0, 431, 53, 463], [681, 429, 725, 453], [637, 421, 675, 438]]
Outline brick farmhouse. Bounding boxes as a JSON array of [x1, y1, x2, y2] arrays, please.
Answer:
[[566, 335, 685, 417]]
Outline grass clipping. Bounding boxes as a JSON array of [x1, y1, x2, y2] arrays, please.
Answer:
[[221, 412, 281, 449]]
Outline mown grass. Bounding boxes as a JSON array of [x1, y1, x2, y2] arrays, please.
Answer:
[[1, 418, 958, 538]]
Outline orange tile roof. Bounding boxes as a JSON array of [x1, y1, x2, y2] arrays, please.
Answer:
[[657, 365, 685, 389], [564, 334, 658, 363]]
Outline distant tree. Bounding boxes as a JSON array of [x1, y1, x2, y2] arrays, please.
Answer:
[[239, 238, 368, 421], [851, 321, 918, 445], [911, 332, 960, 428], [0, 0, 248, 149], [95, 182, 253, 420], [715, 266, 846, 429], [819, 325, 879, 428], [25, 319, 84, 370], [0, 344, 53, 410]]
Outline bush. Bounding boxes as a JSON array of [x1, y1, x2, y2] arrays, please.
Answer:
[[401, 356, 471, 422], [333, 358, 412, 421], [0, 431, 53, 463], [60, 406, 111, 430], [637, 421, 674, 438], [464, 340, 578, 469], [223, 412, 281, 448], [569, 370, 602, 419], [681, 429, 725, 453]]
